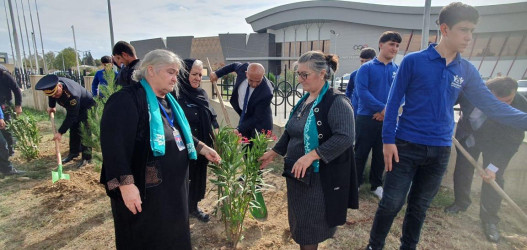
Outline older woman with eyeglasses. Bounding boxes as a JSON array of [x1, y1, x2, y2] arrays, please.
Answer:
[[260, 51, 358, 250], [100, 49, 221, 249]]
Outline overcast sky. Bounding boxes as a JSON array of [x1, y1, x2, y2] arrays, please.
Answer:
[[1, 0, 524, 63]]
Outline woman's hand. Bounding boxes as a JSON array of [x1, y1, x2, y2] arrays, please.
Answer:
[[200, 145, 221, 164], [119, 184, 142, 215], [259, 150, 278, 169], [292, 150, 320, 178]]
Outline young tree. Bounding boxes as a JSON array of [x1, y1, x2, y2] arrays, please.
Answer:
[[80, 65, 120, 166]]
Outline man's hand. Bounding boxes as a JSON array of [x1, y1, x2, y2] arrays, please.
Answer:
[[383, 143, 399, 171], [200, 145, 221, 164], [259, 150, 278, 169], [0, 119, 5, 130], [372, 108, 385, 121], [14, 105, 22, 115], [209, 72, 218, 83], [119, 184, 142, 215], [53, 132, 62, 142], [481, 168, 496, 183], [47, 107, 56, 115]]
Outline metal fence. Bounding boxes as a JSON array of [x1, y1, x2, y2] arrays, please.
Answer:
[[11, 68, 87, 90], [211, 67, 347, 120]]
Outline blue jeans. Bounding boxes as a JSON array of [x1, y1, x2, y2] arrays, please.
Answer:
[[368, 139, 451, 250]]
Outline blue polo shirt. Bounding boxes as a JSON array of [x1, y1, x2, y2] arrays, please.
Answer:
[[383, 44, 527, 146], [355, 58, 398, 116]]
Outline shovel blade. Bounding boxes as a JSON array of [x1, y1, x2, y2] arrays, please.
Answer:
[[250, 191, 268, 220], [51, 164, 70, 183]]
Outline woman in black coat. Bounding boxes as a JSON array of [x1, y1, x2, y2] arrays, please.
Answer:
[[100, 50, 221, 249], [176, 59, 219, 222]]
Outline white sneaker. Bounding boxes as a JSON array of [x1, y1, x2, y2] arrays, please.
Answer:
[[372, 186, 383, 199]]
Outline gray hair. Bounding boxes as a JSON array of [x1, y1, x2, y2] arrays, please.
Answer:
[[296, 51, 339, 80], [193, 59, 203, 69], [132, 49, 184, 94]]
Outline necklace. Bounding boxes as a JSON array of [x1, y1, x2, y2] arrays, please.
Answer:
[[297, 99, 314, 118]]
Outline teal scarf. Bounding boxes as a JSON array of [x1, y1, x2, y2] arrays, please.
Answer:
[[140, 79, 197, 159], [287, 82, 330, 172]]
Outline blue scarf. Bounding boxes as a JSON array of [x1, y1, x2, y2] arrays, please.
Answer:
[[140, 79, 197, 159], [287, 82, 330, 172]]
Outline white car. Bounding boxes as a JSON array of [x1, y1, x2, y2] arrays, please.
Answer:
[[335, 73, 351, 91], [518, 80, 527, 98]]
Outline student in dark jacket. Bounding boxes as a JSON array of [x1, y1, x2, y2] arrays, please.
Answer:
[[210, 62, 273, 139], [176, 58, 219, 222], [36, 75, 96, 168], [112, 41, 140, 87], [445, 77, 527, 242], [259, 51, 358, 249], [0, 65, 22, 156]]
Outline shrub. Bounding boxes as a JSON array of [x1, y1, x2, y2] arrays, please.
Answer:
[[210, 127, 275, 248], [7, 111, 41, 161]]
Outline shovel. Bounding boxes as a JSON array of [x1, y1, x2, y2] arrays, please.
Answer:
[[50, 112, 70, 183]]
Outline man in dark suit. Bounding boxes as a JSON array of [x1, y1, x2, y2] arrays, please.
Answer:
[[444, 77, 527, 242], [36, 75, 96, 168], [0, 65, 22, 156], [210, 63, 273, 139]]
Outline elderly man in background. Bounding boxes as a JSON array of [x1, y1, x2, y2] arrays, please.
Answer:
[[210, 62, 273, 139]]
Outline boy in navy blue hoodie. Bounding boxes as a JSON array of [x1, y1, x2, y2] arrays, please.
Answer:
[[367, 2, 527, 249]]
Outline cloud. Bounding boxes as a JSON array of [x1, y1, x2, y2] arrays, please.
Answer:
[[0, 0, 522, 64]]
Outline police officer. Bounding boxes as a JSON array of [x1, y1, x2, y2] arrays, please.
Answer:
[[35, 75, 95, 168], [0, 65, 22, 156]]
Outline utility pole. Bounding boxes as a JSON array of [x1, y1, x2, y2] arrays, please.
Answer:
[[34, 0, 47, 73], [71, 25, 81, 80], [14, 0, 27, 74], [27, 0, 39, 72], [107, 0, 115, 51], [421, 0, 432, 50], [3, 0, 16, 66], [21, 0, 34, 72]]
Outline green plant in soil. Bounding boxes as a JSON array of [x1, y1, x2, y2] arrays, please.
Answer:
[[6, 109, 42, 161], [81, 67, 120, 168], [210, 127, 275, 248]]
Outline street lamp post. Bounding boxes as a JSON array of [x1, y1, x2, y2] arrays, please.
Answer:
[[330, 29, 339, 54]]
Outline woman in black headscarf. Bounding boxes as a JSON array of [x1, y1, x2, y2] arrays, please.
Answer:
[[176, 58, 219, 222]]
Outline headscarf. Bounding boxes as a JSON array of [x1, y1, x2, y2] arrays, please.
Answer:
[[176, 59, 218, 145]]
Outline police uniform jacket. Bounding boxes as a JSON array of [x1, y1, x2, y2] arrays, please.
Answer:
[[49, 77, 95, 134]]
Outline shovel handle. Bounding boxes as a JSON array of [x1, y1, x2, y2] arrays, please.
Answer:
[[50, 112, 62, 165], [207, 58, 233, 127]]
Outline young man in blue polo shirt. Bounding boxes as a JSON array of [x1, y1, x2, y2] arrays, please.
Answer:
[[354, 32, 401, 199], [366, 2, 527, 250], [345, 47, 377, 112]]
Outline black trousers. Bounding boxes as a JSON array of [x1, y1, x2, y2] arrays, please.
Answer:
[[68, 109, 92, 160], [354, 115, 384, 190], [453, 137, 516, 224], [1, 111, 14, 154]]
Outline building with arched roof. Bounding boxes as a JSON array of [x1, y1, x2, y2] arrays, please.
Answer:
[[245, 1, 527, 79], [130, 1, 527, 80]]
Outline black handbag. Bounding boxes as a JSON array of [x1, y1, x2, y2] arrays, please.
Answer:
[[282, 157, 313, 186]]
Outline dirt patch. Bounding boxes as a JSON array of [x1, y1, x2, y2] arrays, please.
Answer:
[[1, 115, 526, 249]]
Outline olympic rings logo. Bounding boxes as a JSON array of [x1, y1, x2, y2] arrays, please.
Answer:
[[353, 44, 368, 51]]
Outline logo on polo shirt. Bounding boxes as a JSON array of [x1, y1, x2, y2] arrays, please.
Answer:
[[451, 75, 464, 89]]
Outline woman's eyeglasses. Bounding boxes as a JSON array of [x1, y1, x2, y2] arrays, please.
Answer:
[[295, 71, 311, 80]]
